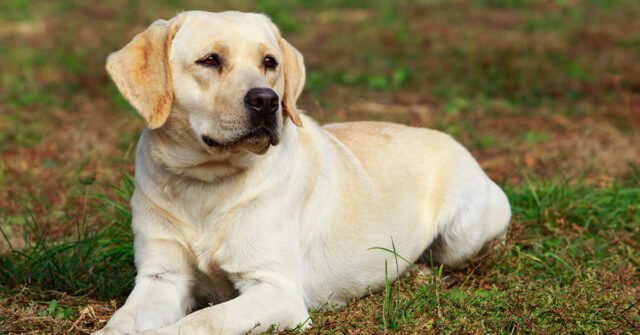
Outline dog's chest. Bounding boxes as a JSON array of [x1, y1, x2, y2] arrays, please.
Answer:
[[178, 209, 243, 304], [190, 239, 239, 305], [172, 187, 267, 273], [152, 164, 300, 297]]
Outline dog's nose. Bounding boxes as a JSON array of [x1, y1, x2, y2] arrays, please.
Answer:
[[244, 88, 279, 116]]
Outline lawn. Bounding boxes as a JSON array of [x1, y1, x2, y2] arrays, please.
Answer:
[[1, 0, 639, 334]]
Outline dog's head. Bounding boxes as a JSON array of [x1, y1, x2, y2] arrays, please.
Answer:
[[106, 11, 304, 155]]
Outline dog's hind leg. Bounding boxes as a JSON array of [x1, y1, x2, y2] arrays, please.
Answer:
[[424, 180, 511, 269]]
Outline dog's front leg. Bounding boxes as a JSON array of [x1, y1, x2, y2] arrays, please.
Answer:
[[94, 238, 196, 335], [141, 280, 309, 335]]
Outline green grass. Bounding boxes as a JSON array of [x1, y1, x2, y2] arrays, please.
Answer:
[[0, 175, 135, 299], [2, 170, 638, 333]]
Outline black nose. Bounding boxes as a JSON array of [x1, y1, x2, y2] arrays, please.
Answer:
[[244, 88, 279, 116]]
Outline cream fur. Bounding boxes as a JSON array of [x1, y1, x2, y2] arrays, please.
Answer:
[[95, 11, 511, 335]]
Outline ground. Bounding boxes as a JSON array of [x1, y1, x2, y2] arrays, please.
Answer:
[[0, 0, 638, 334]]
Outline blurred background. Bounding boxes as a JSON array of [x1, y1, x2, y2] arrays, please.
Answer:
[[0, 0, 639, 333], [1, 0, 639, 220]]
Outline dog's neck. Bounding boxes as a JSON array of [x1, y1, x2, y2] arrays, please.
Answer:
[[140, 129, 242, 182], [137, 121, 296, 184]]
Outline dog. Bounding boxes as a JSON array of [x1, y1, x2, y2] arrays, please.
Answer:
[[94, 10, 511, 335]]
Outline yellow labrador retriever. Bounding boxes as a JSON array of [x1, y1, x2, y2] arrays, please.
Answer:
[[95, 10, 511, 335]]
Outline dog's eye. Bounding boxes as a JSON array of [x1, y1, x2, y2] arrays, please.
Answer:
[[263, 56, 277, 70], [198, 54, 221, 67]]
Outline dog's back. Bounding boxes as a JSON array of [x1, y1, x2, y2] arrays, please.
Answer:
[[323, 120, 511, 268]]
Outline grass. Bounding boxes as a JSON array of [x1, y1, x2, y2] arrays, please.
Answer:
[[1, 175, 135, 299], [1, 0, 639, 334], [1, 172, 638, 333]]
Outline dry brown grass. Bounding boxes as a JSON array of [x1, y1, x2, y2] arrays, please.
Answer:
[[1, 287, 115, 334]]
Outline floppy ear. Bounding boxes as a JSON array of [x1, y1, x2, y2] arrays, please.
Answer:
[[278, 37, 305, 127], [106, 17, 183, 129]]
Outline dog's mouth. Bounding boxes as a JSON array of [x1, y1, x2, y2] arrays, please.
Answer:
[[201, 127, 279, 154], [202, 135, 220, 147]]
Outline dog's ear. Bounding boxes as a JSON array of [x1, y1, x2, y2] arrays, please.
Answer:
[[277, 35, 305, 127], [106, 17, 183, 129], [278, 37, 305, 127]]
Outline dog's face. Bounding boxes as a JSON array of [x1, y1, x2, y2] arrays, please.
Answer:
[[106, 11, 305, 155]]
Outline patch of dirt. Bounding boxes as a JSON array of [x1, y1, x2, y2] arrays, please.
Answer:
[[0, 287, 116, 334]]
